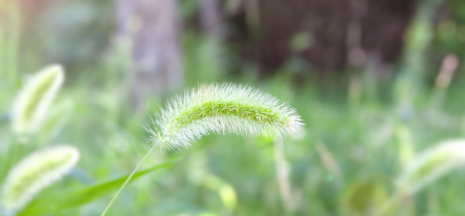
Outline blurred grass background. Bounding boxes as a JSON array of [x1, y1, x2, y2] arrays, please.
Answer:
[[2, 0, 465, 215]]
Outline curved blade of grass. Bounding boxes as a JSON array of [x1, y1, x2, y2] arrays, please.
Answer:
[[17, 163, 171, 216]]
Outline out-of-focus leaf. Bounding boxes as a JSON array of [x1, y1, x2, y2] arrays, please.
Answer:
[[397, 139, 465, 194], [218, 184, 237, 210], [17, 163, 171, 215], [342, 175, 389, 216]]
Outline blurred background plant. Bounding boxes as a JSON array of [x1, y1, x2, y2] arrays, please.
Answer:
[[2, 0, 465, 215]]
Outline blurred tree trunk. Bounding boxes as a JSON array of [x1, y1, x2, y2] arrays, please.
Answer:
[[200, 0, 223, 40], [117, 0, 183, 103], [228, 0, 418, 76]]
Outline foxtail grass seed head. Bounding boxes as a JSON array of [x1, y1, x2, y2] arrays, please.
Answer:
[[396, 139, 465, 194], [147, 83, 303, 149], [1, 145, 79, 211], [11, 65, 64, 138]]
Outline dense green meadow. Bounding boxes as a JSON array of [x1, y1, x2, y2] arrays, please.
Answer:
[[2, 1, 465, 216]]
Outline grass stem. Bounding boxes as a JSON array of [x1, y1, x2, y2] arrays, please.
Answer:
[[273, 138, 293, 212], [101, 139, 161, 216]]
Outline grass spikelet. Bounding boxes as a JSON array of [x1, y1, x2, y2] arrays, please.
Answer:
[[101, 83, 303, 215], [147, 83, 303, 149], [11, 65, 64, 138], [396, 139, 465, 194], [1, 145, 79, 211]]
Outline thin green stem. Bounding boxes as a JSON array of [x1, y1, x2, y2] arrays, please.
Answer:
[[101, 139, 161, 216], [273, 138, 293, 212]]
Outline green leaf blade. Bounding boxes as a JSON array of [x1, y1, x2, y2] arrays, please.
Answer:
[[17, 163, 171, 215]]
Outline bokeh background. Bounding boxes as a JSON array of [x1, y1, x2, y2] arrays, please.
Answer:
[[2, 0, 465, 215]]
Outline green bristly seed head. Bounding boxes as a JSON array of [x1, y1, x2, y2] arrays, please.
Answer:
[[174, 101, 289, 129], [147, 83, 303, 149], [21, 71, 56, 122], [11, 65, 64, 138], [1, 146, 79, 211]]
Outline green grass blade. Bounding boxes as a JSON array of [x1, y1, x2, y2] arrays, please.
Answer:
[[17, 163, 171, 215]]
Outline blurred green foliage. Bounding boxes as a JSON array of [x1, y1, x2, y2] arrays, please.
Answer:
[[2, 0, 465, 215]]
